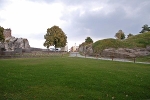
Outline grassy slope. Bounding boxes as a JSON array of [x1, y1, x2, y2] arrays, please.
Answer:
[[124, 31, 150, 48], [92, 38, 124, 52], [0, 57, 150, 100], [93, 32, 150, 52], [92, 32, 150, 62]]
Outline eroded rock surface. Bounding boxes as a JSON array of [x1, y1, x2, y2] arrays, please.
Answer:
[[79, 45, 150, 58], [0, 36, 30, 51]]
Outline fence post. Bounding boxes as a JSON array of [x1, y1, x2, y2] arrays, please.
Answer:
[[112, 56, 114, 61], [133, 57, 136, 63], [111, 52, 114, 61], [96, 54, 98, 59]]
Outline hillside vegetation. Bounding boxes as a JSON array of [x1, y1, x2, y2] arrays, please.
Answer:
[[92, 32, 150, 52]]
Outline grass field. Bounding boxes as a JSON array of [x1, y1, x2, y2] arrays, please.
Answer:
[[136, 55, 150, 63], [0, 57, 150, 100]]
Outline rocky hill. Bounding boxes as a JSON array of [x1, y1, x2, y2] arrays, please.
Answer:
[[79, 32, 150, 58]]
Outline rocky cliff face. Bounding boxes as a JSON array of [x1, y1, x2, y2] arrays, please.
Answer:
[[101, 47, 150, 58], [79, 44, 150, 58], [0, 36, 30, 51]]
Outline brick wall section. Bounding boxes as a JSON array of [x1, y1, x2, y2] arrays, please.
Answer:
[[3, 29, 11, 39]]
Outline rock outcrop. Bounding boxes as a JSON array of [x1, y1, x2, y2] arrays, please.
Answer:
[[79, 44, 93, 56], [0, 28, 30, 52], [0, 36, 30, 51], [6, 37, 30, 51], [101, 48, 150, 58], [79, 44, 150, 58]]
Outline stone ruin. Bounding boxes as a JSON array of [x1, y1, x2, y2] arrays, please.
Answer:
[[4, 36, 30, 51], [0, 28, 30, 55]]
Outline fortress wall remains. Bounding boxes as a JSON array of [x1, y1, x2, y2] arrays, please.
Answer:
[[3, 29, 12, 39]]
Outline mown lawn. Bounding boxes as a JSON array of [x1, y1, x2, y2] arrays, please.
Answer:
[[0, 57, 150, 100]]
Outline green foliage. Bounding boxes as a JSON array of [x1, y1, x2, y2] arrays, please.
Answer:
[[127, 33, 134, 38], [140, 24, 150, 33], [93, 32, 150, 52], [92, 38, 124, 53], [44, 25, 67, 49], [85, 37, 93, 44], [124, 32, 150, 48], [0, 57, 150, 100], [79, 37, 93, 48], [115, 30, 125, 40], [0, 26, 4, 42]]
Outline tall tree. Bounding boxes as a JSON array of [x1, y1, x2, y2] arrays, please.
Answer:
[[0, 26, 5, 42], [85, 37, 93, 44], [115, 30, 125, 40], [140, 24, 150, 33], [43, 25, 67, 49]]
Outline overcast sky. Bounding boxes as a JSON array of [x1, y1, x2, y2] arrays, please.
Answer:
[[0, 0, 150, 49]]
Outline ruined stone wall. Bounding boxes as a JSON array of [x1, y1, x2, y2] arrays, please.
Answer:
[[4, 37, 30, 51], [0, 28, 31, 54], [3, 29, 11, 39]]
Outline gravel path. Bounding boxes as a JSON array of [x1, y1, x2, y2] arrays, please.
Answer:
[[69, 52, 150, 64]]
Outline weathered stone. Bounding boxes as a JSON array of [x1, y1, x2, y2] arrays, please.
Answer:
[[0, 36, 30, 51], [14, 48, 22, 54], [79, 44, 150, 58], [0, 28, 30, 54], [117, 48, 125, 52], [146, 45, 150, 51], [125, 49, 135, 53]]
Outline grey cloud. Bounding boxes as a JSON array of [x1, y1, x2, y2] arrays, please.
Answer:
[[60, 0, 150, 42], [28, 0, 102, 5], [0, 0, 6, 8], [6, 0, 150, 44], [28, 0, 150, 41], [27, 0, 56, 3], [59, 0, 102, 6]]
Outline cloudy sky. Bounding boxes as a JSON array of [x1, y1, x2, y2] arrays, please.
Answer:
[[0, 0, 150, 49]]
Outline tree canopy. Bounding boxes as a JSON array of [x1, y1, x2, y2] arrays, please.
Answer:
[[140, 24, 150, 33], [127, 33, 134, 38], [115, 30, 125, 40], [85, 37, 93, 44], [0, 26, 4, 42], [43, 25, 67, 49]]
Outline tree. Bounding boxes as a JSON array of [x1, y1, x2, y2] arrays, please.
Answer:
[[127, 33, 133, 38], [0, 26, 4, 42], [140, 24, 150, 33], [115, 30, 125, 40], [43, 25, 67, 49], [85, 37, 93, 44]]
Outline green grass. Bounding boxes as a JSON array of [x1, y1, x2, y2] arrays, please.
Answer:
[[136, 55, 150, 62], [0, 57, 150, 100], [92, 38, 124, 52]]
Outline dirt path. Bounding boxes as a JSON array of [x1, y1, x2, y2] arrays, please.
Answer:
[[69, 52, 150, 64]]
